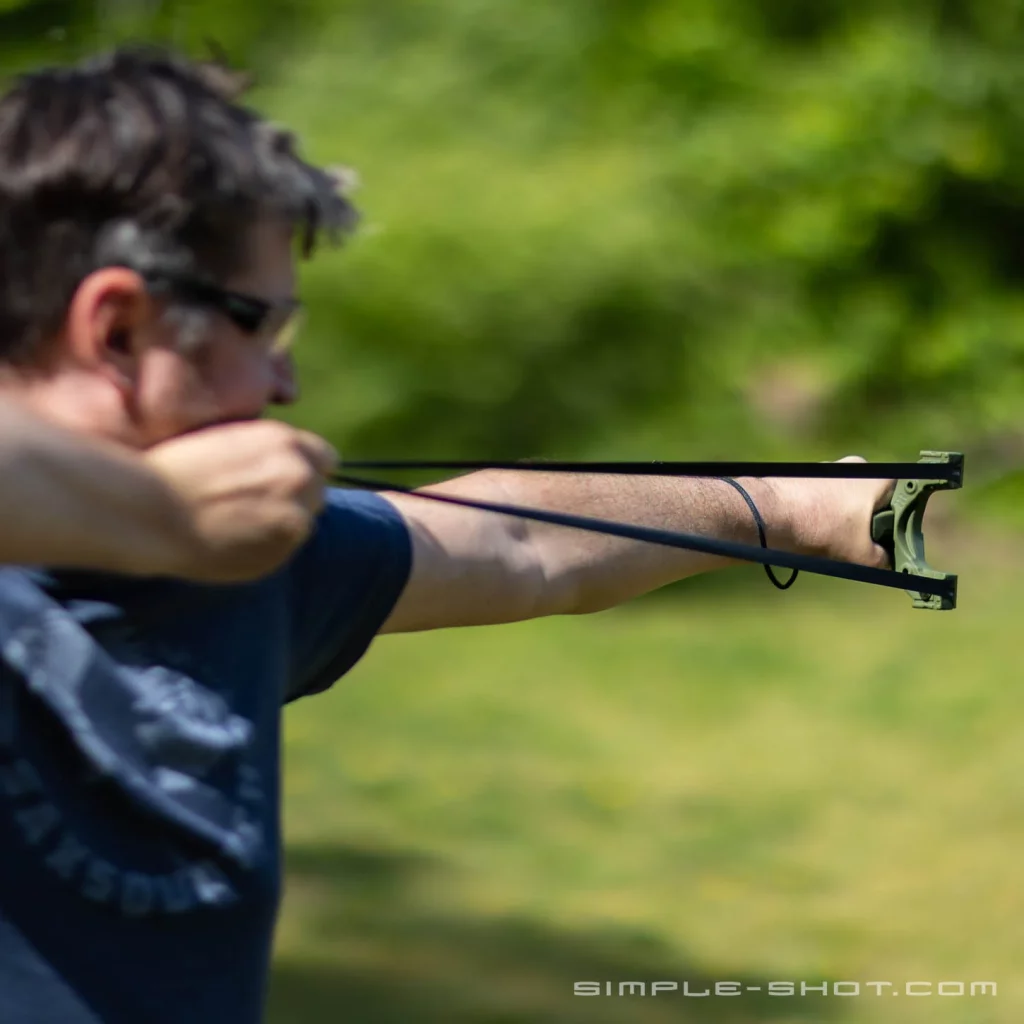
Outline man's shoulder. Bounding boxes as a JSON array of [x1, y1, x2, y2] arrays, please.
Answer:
[[287, 486, 411, 582], [281, 487, 412, 702]]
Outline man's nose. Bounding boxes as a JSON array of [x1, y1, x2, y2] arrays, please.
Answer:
[[268, 352, 299, 406]]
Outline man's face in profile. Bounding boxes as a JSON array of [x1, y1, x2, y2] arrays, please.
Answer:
[[80, 218, 304, 449]]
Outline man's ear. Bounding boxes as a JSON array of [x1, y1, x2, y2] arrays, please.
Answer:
[[63, 268, 156, 390]]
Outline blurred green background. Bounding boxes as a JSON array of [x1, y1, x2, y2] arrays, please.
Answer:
[[6, 0, 1024, 1020]]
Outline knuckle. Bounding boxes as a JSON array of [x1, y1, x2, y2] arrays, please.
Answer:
[[263, 420, 298, 446], [277, 456, 315, 492]]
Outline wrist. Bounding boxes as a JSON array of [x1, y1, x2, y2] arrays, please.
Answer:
[[106, 485, 200, 579], [766, 477, 827, 556], [730, 477, 804, 555], [134, 460, 206, 579]]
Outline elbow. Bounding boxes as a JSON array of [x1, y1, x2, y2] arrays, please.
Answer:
[[528, 557, 618, 618]]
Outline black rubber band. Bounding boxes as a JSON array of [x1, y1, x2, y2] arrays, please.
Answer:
[[330, 471, 956, 604], [718, 477, 799, 591], [339, 458, 962, 484]]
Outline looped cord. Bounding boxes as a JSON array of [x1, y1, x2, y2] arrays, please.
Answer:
[[718, 477, 799, 591]]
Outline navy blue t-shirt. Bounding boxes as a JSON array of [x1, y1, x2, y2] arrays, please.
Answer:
[[0, 488, 411, 1024]]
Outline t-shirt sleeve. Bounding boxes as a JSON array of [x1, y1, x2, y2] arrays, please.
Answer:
[[284, 488, 412, 703]]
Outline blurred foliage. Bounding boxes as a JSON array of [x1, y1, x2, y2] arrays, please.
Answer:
[[4, 0, 1024, 462]]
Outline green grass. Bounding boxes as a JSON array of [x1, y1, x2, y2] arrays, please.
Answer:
[[270, 524, 1022, 1023]]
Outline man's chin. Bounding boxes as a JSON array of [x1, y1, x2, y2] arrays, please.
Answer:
[[138, 412, 267, 449], [182, 413, 265, 435]]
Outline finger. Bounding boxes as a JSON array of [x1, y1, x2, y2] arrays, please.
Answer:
[[871, 538, 894, 570], [293, 430, 339, 476], [301, 476, 328, 518]]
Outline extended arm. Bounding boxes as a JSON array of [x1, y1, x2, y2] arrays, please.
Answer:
[[380, 461, 892, 633]]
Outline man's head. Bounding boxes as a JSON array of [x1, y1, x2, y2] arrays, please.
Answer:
[[0, 46, 355, 447]]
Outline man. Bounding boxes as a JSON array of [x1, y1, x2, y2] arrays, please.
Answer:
[[0, 48, 891, 1024], [0, 398, 339, 580]]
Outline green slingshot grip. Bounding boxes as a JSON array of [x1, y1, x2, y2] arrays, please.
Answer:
[[870, 451, 963, 610]]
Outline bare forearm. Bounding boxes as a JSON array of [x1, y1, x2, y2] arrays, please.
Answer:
[[431, 469, 804, 616], [492, 470, 801, 613], [0, 406, 189, 575]]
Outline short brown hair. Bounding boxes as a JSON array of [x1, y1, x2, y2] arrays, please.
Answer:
[[0, 45, 356, 366]]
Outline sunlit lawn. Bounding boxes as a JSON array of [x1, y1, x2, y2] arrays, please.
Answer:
[[270, 523, 1022, 1024]]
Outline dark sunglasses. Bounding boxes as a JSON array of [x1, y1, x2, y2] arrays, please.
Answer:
[[142, 271, 304, 355]]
